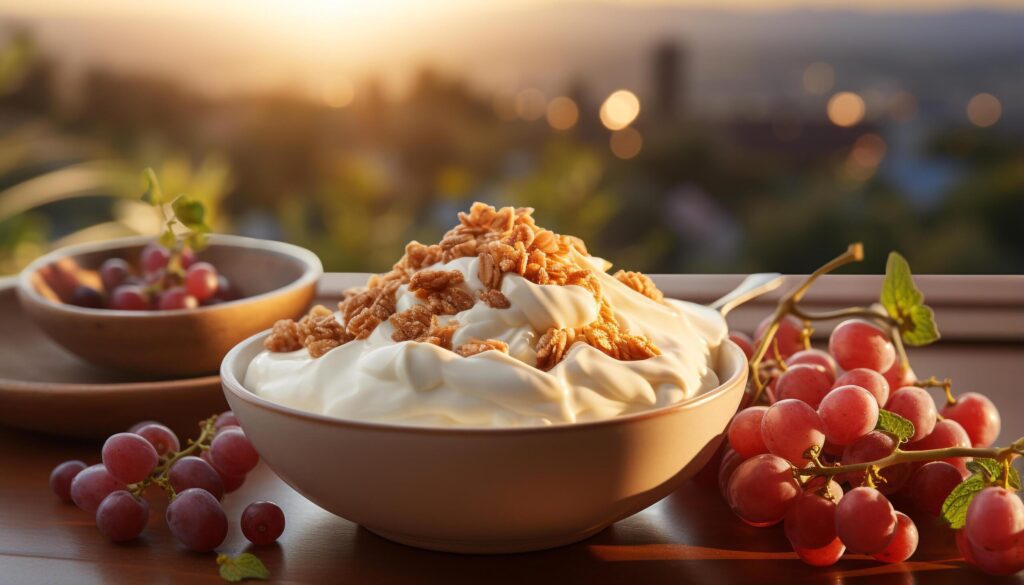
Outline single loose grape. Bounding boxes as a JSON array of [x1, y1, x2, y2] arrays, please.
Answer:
[[828, 319, 896, 373], [133, 423, 180, 457], [168, 456, 224, 501], [166, 488, 228, 552], [241, 501, 286, 545], [835, 487, 897, 554], [70, 464, 127, 514], [775, 364, 833, 409], [910, 462, 964, 517], [786, 349, 838, 382], [96, 491, 149, 542], [209, 428, 259, 476], [50, 460, 87, 503], [727, 406, 769, 459], [886, 386, 938, 443], [817, 385, 879, 446], [727, 454, 801, 527], [102, 433, 159, 484], [965, 487, 1024, 552], [872, 512, 919, 563], [941, 392, 1001, 448], [761, 399, 825, 466], [755, 314, 806, 359], [833, 368, 890, 408]]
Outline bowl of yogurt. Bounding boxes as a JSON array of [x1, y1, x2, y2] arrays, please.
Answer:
[[220, 203, 749, 553]]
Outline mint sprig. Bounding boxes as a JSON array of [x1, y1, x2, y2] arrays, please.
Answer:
[[880, 252, 940, 347], [875, 409, 916, 443], [217, 553, 269, 583]]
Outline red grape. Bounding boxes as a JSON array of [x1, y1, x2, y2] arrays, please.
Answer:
[[96, 490, 149, 542], [886, 386, 937, 443], [158, 286, 199, 310], [833, 368, 890, 408], [840, 431, 910, 493], [729, 331, 754, 360], [727, 454, 801, 527], [965, 487, 1024, 552], [761, 399, 825, 465], [941, 392, 1001, 448], [109, 285, 151, 310], [169, 456, 224, 501], [908, 419, 971, 476], [775, 364, 833, 408], [872, 512, 918, 563], [755, 314, 805, 359], [214, 411, 240, 431], [835, 487, 897, 554], [957, 529, 977, 565], [201, 450, 247, 493], [71, 286, 104, 308], [828, 319, 896, 373], [882, 360, 916, 392], [817, 385, 879, 446], [215, 275, 238, 301], [786, 349, 837, 381], [784, 480, 843, 549], [910, 462, 964, 516], [727, 406, 769, 459], [133, 423, 180, 457], [967, 540, 1024, 576], [141, 244, 170, 273], [99, 258, 132, 292], [793, 537, 846, 567], [70, 464, 127, 514], [166, 488, 228, 552], [127, 420, 159, 433], [102, 433, 159, 484], [185, 262, 219, 302], [718, 448, 744, 503], [210, 428, 260, 476], [50, 460, 87, 503], [241, 501, 286, 545], [180, 247, 197, 269]]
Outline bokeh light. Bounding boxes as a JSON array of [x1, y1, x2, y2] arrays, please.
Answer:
[[827, 91, 865, 127], [322, 79, 355, 108], [850, 133, 886, 168], [966, 93, 1002, 127], [888, 90, 918, 123], [546, 96, 579, 131], [515, 88, 547, 121], [600, 90, 641, 130], [802, 62, 835, 95], [609, 127, 643, 159]]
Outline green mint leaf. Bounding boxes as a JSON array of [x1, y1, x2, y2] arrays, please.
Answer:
[[217, 553, 269, 583], [879, 252, 940, 347], [941, 473, 985, 529], [968, 458, 1022, 490], [141, 168, 164, 205], [875, 409, 916, 443]]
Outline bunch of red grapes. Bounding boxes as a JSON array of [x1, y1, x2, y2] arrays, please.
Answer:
[[70, 243, 237, 311], [49, 412, 285, 551], [723, 316, 1022, 575]]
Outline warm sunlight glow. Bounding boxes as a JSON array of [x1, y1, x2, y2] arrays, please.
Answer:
[[966, 93, 1002, 127], [322, 79, 355, 108], [827, 92, 865, 127], [600, 90, 641, 131]]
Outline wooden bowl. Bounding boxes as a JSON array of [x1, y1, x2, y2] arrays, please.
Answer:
[[221, 311, 747, 554], [16, 234, 321, 378]]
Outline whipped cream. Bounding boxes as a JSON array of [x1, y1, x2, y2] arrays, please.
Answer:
[[244, 254, 724, 427]]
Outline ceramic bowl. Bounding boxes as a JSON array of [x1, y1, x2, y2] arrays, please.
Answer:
[[17, 234, 321, 378], [220, 308, 747, 554]]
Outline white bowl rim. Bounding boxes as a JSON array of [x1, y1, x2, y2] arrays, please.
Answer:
[[220, 330, 749, 437], [17, 233, 323, 318]]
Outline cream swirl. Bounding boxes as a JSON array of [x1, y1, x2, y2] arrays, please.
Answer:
[[244, 255, 724, 427]]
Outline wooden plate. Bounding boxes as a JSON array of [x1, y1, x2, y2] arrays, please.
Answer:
[[0, 278, 227, 439]]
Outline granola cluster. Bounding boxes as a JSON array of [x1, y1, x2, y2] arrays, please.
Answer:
[[264, 202, 664, 367]]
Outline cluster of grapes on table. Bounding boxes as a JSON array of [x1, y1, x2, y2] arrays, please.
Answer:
[[70, 243, 238, 311], [722, 315, 1022, 575], [49, 412, 284, 551]]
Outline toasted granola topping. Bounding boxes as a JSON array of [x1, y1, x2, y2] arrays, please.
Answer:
[[264, 202, 663, 365], [454, 339, 510, 357], [479, 289, 511, 309], [614, 270, 664, 302]]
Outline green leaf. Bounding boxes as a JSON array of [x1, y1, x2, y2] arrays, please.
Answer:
[[158, 230, 176, 249], [880, 252, 940, 347], [217, 553, 269, 583], [968, 458, 1022, 489], [141, 168, 164, 205], [941, 473, 985, 529], [875, 409, 916, 443], [171, 195, 208, 231]]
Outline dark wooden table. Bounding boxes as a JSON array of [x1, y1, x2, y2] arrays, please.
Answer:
[[2, 342, 1022, 584]]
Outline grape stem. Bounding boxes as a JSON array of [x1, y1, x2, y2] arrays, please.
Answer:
[[128, 415, 218, 498], [794, 441, 1024, 479], [912, 376, 957, 406]]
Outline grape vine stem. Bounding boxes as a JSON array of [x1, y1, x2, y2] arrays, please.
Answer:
[[128, 415, 218, 498], [794, 441, 1024, 479]]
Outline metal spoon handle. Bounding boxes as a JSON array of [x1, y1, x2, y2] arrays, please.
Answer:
[[709, 273, 785, 316]]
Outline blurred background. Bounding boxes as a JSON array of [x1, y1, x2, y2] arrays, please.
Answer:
[[0, 0, 1021, 276]]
